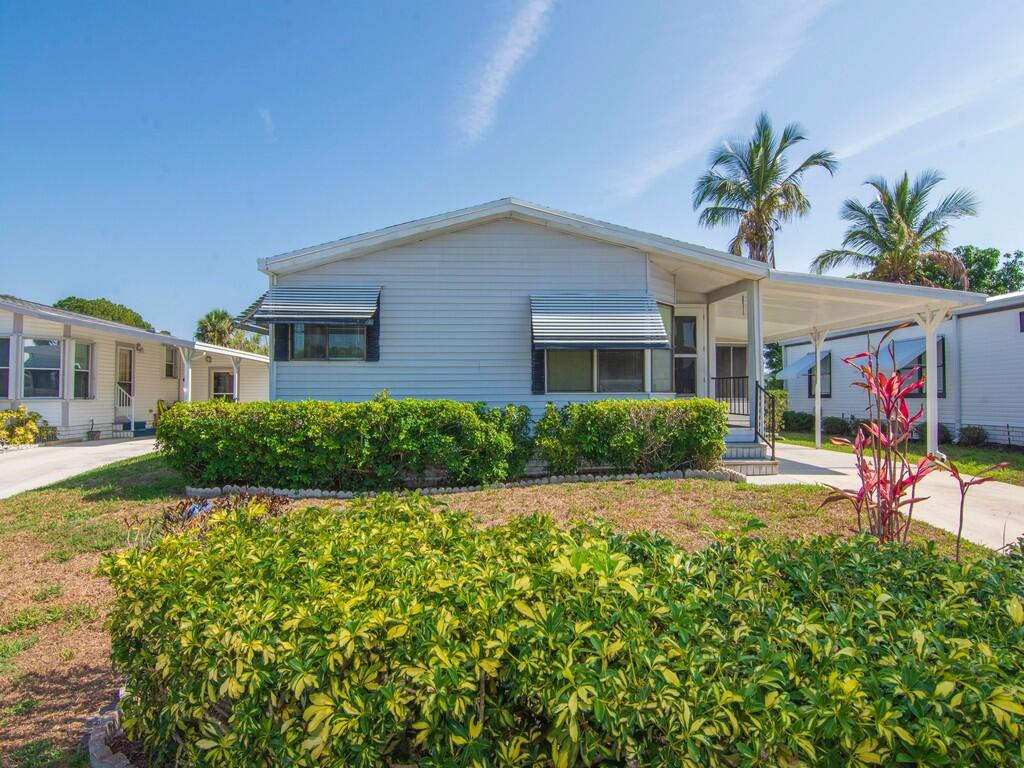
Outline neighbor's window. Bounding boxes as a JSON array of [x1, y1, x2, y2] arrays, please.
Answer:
[[292, 323, 366, 360], [73, 342, 92, 399], [212, 370, 235, 401], [164, 346, 178, 378], [651, 303, 673, 392], [598, 350, 644, 392], [546, 349, 593, 392], [807, 352, 832, 398], [0, 338, 9, 398], [898, 338, 946, 397], [23, 338, 61, 398]]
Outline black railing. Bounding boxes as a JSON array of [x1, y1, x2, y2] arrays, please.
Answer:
[[713, 376, 749, 416], [755, 381, 777, 461]]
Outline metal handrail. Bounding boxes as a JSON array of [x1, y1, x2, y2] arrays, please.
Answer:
[[754, 381, 777, 461], [713, 376, 749, 416]]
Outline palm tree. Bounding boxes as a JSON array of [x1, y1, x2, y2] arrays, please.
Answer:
[[693, 112, 838, 267], [811, 171, 979, 287], [195, 309, 235, 347]]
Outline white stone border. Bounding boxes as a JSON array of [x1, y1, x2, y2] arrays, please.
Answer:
[[86, 687, 133, 768], [185, 467, 743, 500]]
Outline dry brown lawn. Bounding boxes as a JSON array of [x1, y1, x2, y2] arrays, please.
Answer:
[[0, 456, 982, 767]]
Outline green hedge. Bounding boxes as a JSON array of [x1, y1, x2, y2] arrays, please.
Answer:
[[535, 398, 728, 474], [156, 396, 533, 491], [105, 496, 1024, 767], [766, 387, 788, 434]]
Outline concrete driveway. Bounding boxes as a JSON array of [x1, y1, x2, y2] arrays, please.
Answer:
[[0, 438, 158, 499], [748, 442, 1024, 550]]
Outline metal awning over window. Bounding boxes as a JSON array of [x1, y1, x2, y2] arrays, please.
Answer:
[[236, 286, 381, 332], [890, 337, 927, 369], [777, 350, 830, 380], [530, 293, 670, 349]]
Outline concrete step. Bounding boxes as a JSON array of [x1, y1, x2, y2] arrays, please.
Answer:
[[723, 442, 769, 460], [722, 458, 779, 476]]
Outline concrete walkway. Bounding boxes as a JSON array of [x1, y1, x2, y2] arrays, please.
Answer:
[[0, 438, 158, 499], [748, 442, 1024, 550]]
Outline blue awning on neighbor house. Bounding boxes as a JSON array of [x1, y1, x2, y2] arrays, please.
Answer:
[[777, 350, 831, 380], [235, 286, 381, 332], [530, 292, 671, 349]]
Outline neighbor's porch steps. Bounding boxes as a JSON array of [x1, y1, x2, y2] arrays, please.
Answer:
[[723, 430, 778, 476]]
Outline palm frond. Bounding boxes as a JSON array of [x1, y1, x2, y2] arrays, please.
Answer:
[[811, 249, 876, 274], [921, 250, 969, 289]]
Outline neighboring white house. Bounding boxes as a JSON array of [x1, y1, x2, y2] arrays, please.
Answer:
[[781, 290, 1024, 446], [1, 295, 269, 440], [236, 198, 985, 455]]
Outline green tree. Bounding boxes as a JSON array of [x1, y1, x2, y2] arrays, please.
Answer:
[[764, 342, 783, 387], [53, 296, 153, 330], [693, 112, 838, 266], [195, 308, 267, 355], [921, 245, 1024, 295], [811, 171, 979, 287]]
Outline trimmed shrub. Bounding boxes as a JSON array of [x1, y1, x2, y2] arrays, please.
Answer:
[[535, 398, 728, 474], [958, 424, 989, 447], [783, 410, 813, 432], [911, 421, 954, 445], [157, 395, 531, 491], [0, 406, 56, 446], [822, 415, 851, 436], [105, 496, 1024, 767]]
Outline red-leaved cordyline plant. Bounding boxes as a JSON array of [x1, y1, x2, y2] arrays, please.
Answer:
[[821, 324, 937, 544], [933, 458, 1010, 562]]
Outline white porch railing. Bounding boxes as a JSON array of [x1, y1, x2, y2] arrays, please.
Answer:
[[116, 383, 135, 436]]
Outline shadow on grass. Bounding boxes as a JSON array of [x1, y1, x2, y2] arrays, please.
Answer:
[[45, 454, 184, 502]]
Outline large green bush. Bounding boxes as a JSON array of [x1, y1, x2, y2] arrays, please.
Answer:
[[0, 405, 57, 446], [535, 398, 727, 474], [105, 496, 1024, 767], [157, 395, 533, 491]]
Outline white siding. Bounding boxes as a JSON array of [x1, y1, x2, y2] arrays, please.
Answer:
[[648, 261, 675, 304], [959, 307, 1024, 439], [273, 219, 657, 412]]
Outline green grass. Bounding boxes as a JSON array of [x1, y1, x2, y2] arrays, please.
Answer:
[[0, 453, 183, 560], [29, 585, 63, 603], [0, 697, 38, 729], [0, 635, 39, 676], [8, 739, 88, 768], [780, 431, 1024, 486]]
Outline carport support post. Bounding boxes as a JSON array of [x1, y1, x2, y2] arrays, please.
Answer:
[[914, 309, 945, 455], [231, 358, 240, 402], [810, 330, 827, 449], [178, 348, 193, 402]]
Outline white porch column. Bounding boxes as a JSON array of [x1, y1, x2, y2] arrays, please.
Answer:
[[178, 348, 193, 403], [914, 309, 945, 455], [231, 358, 241, 402], [810, 329, 828, 449], [706, 302, 718, 396], [745, 281, 764, 429]]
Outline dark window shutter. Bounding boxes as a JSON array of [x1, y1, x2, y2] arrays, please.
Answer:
[[273, 324, 290, 361], [365, 310, 380, 362], [531, 348, 545, 394]]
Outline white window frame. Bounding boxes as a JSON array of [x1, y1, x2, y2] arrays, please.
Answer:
[[22, 337, 63, 399], [72, 340, 94, 400], [164, 346, 178, 379], [0, 336, 10, 400], [210, 368, 235, 401]]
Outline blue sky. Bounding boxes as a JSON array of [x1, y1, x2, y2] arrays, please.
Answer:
[[3, 0, 1023, 336]]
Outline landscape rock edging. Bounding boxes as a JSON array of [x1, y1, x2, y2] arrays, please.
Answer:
[[86, 688, 132, 768], [185, 467, 744, 500]]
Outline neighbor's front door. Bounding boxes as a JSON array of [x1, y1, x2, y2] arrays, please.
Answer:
[[116, 347, 134, 397]]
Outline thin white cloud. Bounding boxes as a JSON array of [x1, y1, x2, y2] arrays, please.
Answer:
[[257, 107, 276, 143], [456, 0, 554, 145], [835, 64, 1024, 159], [611, 0, 831, 199]]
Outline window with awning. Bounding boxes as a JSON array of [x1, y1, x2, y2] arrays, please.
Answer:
[[237, 286, 382, 363], [530, 293, 670, 394], [889, 337, 945, 397]]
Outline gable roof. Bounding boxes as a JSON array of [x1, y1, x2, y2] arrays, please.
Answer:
[[258, 198, 769, 279], [0, 295, 268, 362]]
